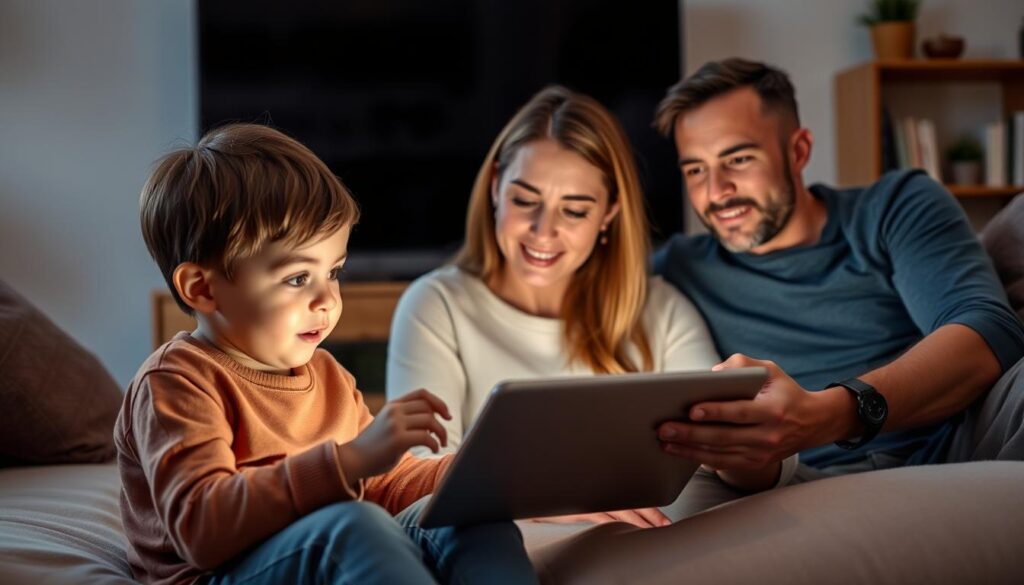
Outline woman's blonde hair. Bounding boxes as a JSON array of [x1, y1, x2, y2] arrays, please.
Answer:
[[455, 85, 653, 374]]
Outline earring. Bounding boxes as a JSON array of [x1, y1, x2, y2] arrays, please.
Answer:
[[599, 226, 609, 245]]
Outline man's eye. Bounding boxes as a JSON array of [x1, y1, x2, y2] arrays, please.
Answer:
[[285, 274, 308, 287], [730, 155, 753, 165], [684, 166, 704, 178]]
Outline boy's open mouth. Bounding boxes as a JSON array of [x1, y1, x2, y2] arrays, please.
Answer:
[[298, 328, 325, 343]]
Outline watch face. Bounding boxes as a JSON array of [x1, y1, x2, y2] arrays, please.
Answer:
[[863, 394, 888, 425]]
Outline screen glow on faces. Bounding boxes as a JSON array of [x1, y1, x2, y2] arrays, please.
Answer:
[[489, 138, 618, 315], [201, 225, 351, 374], [675, 89, 795, 253]]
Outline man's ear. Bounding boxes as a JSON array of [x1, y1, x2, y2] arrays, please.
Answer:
[[172, 262, 217, 315], [789, 127, 813, 174]]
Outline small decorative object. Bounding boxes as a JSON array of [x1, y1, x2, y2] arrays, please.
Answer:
[[922, 34, 965, 59], [859, 0, 922, 61], [946, 136, 983, 185]]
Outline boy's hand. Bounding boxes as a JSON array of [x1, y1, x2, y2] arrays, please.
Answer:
[[339, 389, 452, 482]]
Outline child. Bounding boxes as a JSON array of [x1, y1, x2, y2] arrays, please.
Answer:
[[115, 123, 538, 585]]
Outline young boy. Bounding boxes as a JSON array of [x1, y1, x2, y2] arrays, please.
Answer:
[[115, 124, 538, 585]]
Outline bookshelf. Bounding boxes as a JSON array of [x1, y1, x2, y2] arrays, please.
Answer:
[[835, 59, 1024, 196]]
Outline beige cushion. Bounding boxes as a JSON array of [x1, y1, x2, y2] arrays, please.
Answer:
[[531, 461, 1024, 585], [980, 194, 1024, 320], [0, 463, 135, 584], [0, 279, 121, 465]]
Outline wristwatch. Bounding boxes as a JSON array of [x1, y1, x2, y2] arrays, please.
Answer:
[[831, 378, 888, 450]]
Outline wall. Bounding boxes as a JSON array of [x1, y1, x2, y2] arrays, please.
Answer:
[[0, 0, 195, 385], [0, 0, 1020, 385]]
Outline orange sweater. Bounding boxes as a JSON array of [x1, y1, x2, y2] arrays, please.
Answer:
[[114, 333, 451, 585]]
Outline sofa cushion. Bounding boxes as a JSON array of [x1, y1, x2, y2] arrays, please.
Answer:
[[0, 279, 121, 465], [980, 194, 1024, 320], [531, 461, 1024, 585], [0, 463, 135, 584]]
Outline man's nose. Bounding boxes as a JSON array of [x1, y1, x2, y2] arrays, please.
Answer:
[[706, 168, 736, 204]]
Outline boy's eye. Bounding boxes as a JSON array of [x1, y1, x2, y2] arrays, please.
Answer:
[[328, 266, 343, 281], [285, 274, 309, 287]]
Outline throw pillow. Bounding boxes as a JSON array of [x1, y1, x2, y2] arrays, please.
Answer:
[[979, 193, 1024, 321], [0, 279, 121, 465]]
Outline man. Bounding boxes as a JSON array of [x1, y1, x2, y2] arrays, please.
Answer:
[[652, 58, 1024, 482]]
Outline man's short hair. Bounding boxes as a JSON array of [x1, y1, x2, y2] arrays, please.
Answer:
[[654, 58, 800, 137], [140, 123, 360, 313]]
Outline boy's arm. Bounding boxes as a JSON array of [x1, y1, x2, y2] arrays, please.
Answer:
[[363, 452, 454, 514], [130, 371, 358, 571]]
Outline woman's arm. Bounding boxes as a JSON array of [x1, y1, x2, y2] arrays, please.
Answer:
[[386, 275, 469, 455]]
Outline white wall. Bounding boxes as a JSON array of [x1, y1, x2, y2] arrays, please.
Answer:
[[0, 0, 1019, 385], [0, 0, 195, 385]]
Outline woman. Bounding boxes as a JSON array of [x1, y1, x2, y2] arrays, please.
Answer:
[[386, 86, 795, 524]]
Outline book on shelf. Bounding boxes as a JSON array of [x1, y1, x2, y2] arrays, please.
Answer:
[[916, 118, 941, 183], [1011, 111, 1024, 187], [986, 121, 1006, 187], [889, 116, 940, 182]]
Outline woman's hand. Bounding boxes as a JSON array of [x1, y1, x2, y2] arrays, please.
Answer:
[[530, 507, 670, 529], [339, 389, 451, 482]]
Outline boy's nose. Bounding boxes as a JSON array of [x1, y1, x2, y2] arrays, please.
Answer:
[[311, 283, 339, 312]]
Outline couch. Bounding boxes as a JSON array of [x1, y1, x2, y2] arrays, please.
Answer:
[[2, 195, 1023, 584]]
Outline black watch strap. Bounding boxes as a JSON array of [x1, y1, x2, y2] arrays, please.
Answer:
[[832, 378, 888, 450]]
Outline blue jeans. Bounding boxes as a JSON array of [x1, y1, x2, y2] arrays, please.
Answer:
[[203, 496, 538, 585]]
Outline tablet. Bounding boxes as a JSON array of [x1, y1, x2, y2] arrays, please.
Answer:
[[418, 367, 767, 528]]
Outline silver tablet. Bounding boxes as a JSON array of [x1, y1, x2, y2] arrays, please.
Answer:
[[418, 367, 767, 528]]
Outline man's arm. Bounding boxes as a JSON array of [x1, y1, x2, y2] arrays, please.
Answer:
[[658, 324, 1000, 469]]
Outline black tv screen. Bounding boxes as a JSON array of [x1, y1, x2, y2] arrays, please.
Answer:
[[199, 0, 683, 279]]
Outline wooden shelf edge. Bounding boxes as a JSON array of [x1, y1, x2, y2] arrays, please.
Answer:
[[947, 185, 1024, 198]]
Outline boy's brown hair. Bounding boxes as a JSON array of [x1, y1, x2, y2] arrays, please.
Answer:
[[140, 123, 360, 313], [654, 57, 800, 138]]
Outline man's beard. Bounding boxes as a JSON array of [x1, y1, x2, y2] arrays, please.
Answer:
[[700, 162, 796, 253]]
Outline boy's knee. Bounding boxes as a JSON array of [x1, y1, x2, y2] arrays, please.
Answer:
[[319, 501, 393, 529]]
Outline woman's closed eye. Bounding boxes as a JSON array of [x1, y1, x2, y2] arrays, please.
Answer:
[[511, 196, 538, 208], [563, 207, 589, 219]]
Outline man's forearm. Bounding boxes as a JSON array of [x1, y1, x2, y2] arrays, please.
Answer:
[[829, 324, 1000, 443]]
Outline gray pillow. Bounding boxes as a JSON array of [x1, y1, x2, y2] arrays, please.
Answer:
[[980, 193, 1024, 321], [0, 279, 121, 465]]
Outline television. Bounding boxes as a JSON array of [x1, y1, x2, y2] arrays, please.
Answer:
[[198, 0, 684, 280]]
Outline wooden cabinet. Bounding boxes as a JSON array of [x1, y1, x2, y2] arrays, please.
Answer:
[[834, 59, 1024, 197]]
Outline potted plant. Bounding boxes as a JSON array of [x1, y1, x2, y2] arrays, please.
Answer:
[[859, 0, 921, 60], [946, 136, 983, 185]]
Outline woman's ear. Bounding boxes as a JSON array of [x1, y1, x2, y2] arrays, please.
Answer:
[[172, 262, 217, 315], [490, 163, 500, 208], [602, 199, 622, 228]]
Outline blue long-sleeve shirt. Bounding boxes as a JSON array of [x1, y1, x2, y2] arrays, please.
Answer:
[[654, 170, 1024, 466]]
